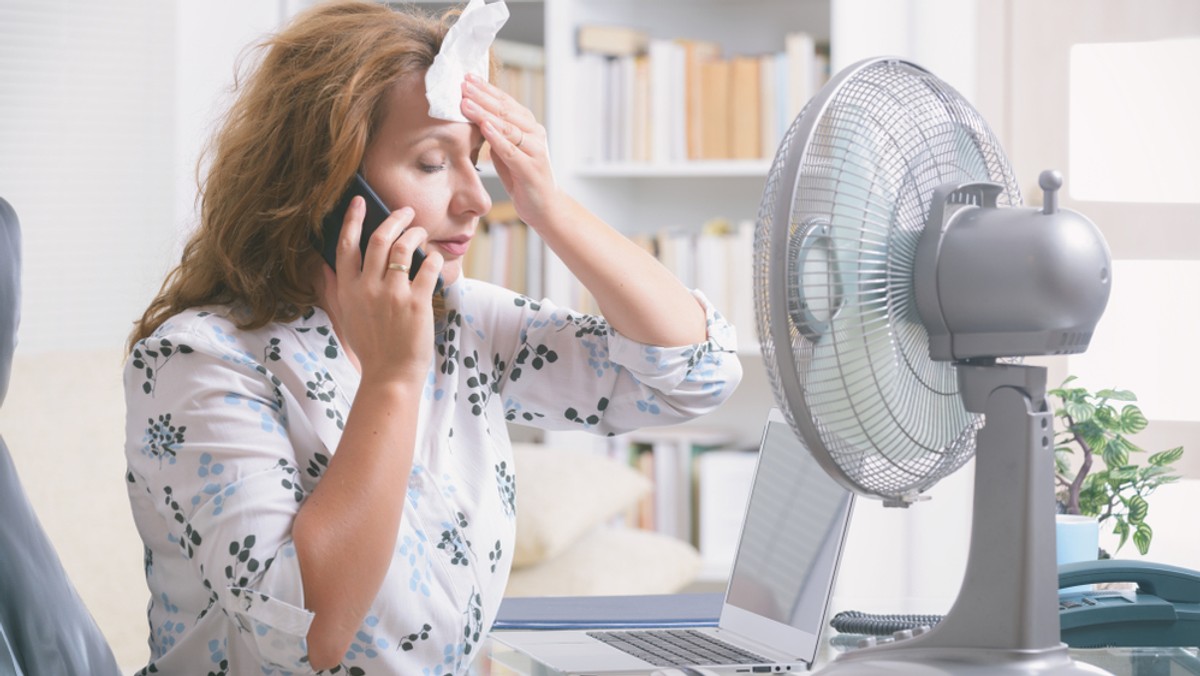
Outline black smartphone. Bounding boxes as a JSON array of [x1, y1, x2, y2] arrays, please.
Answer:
[[319, 172, 444, 294]]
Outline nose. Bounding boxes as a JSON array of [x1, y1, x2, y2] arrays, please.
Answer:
[[452, 164, 492, 217]]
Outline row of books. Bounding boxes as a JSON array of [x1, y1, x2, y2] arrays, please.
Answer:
[[599, 429, 759, 580], [493, 39, 545, 124], [575, 24, 830, 164], [468, 203, 758, 345]]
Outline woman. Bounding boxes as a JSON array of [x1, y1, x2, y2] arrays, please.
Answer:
[[124, 1, 741, 674]]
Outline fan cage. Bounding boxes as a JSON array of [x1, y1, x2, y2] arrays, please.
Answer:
[[755, 58, 1021, 501]]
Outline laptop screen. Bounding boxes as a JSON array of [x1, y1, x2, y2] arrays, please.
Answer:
[[723, 411, 853, 644]]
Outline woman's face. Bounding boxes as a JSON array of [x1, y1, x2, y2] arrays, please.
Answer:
[[361, 73, 492, 286]]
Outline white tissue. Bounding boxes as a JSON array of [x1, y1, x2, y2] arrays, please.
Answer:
[[425, 0, 510, 123]]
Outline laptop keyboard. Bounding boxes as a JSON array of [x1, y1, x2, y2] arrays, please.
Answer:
[[586, 628, 769, 667]]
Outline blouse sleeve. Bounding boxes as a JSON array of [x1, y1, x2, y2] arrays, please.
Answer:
[[125, 326, 317, 673], [479, 284, 742, 434]]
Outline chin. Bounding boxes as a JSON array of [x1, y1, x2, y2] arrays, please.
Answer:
[[440, 262, 462, 286]]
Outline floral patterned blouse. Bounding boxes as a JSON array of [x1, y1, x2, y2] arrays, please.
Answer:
[[123, 279, 741, 675]]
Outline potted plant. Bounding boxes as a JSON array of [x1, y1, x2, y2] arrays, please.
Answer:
[[1050, 376, 1185, 556]]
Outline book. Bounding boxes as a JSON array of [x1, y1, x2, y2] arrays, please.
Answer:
[[524, 226, 543, 301], [576, 52, 608, 164], [648, 38, 685, 164], [604, 55, 622, 162], [617, 54, 637, 162], [699, 58, 730, 159], [729, 55, 762, 159], [679, 39, 721, 161], [612, 427, 736, 543], [492, 38, 545, 70], [577, 24, 650, 57], [759, 53, 779, 159], [492, 39, 546, 124], [785, 31, 816, 120], [693, 220, 730, 313], [729, 219, 757, 346], [695, 449, 758, 578], [634, 445, 656, 531], [632, 55, 653, 163]]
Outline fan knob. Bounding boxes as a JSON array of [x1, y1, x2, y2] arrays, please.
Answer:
[[1039, 170, 1063, 214]]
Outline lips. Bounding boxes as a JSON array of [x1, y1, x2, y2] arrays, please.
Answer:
[[432, 236, 471, 258]]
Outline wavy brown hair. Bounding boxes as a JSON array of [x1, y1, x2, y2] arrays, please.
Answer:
[[128, 1, 461, 352]]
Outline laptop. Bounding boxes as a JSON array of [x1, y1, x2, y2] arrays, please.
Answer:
[[494, 408, 855, 674]]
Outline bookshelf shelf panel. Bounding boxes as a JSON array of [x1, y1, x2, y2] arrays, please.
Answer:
[[574, 160, 773, 178]]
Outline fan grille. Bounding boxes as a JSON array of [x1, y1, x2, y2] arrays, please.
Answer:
[[755, 59, 1021, 501]]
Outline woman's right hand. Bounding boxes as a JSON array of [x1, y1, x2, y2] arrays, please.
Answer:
[[321, 195, 444, 386]]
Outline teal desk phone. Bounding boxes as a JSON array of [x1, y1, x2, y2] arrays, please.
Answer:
[[831, 559, 1200, 648], [1058, 559, 1200, 648]]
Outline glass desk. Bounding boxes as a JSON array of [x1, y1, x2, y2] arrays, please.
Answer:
[[472, 635, 1200, 676]]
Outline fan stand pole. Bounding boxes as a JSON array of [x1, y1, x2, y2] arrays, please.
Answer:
[[817, 362, 1111, 675]]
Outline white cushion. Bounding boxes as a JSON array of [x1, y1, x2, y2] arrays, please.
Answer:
[[512, 442, 650, 567], [505, 526, 701, 597]]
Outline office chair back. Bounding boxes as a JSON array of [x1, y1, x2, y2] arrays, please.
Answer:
[[0, 197, 122, 676]]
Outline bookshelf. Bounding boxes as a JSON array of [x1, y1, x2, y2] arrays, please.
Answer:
[[549, 0, 830, 242]]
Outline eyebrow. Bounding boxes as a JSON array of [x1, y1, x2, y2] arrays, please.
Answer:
[[409, 125, 484, 152]]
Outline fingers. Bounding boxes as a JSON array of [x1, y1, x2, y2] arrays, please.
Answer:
[[362, 207, 416, 277], [461, 74, 543, 156], [410, 249, 444, 297], [381, 225, 429, 287], [334, 200, 436, 298], [462, 73, 537, 131], [335, 196, 367, 275]]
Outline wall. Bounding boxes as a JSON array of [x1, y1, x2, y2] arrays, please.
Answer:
[[0, 1, 301, 669]]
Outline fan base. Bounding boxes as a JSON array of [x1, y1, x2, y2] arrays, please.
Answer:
[[817, 645, 1113, 675]]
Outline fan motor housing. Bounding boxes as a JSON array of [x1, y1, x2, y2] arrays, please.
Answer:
[[916, 182, 1112, 361]]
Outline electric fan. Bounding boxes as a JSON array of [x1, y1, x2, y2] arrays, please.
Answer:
[[754, 57, 1113, 674]]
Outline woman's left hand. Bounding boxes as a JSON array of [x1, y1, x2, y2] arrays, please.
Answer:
[[460, 76, 707, 346], [460, 73, 558, 228]]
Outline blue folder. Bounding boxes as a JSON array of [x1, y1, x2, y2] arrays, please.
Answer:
[[493, 592, 723, 631]]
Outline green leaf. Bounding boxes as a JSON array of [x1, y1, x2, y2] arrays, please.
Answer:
[[1102, 443, 1129, 469], [1066, 400, 1095, 423], [1140, 465, 1175, 481], [1112, 520, 1130, 551], [1097, 388, 1137, 402], [1119, 405, 1148, 434], [1109, 465, 1138, 483], [1127, 494, 1148, 523], [1149, 446, 1184, 466], [1133, 523, 1153, 556], [1094, 405, 1119, 428]]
